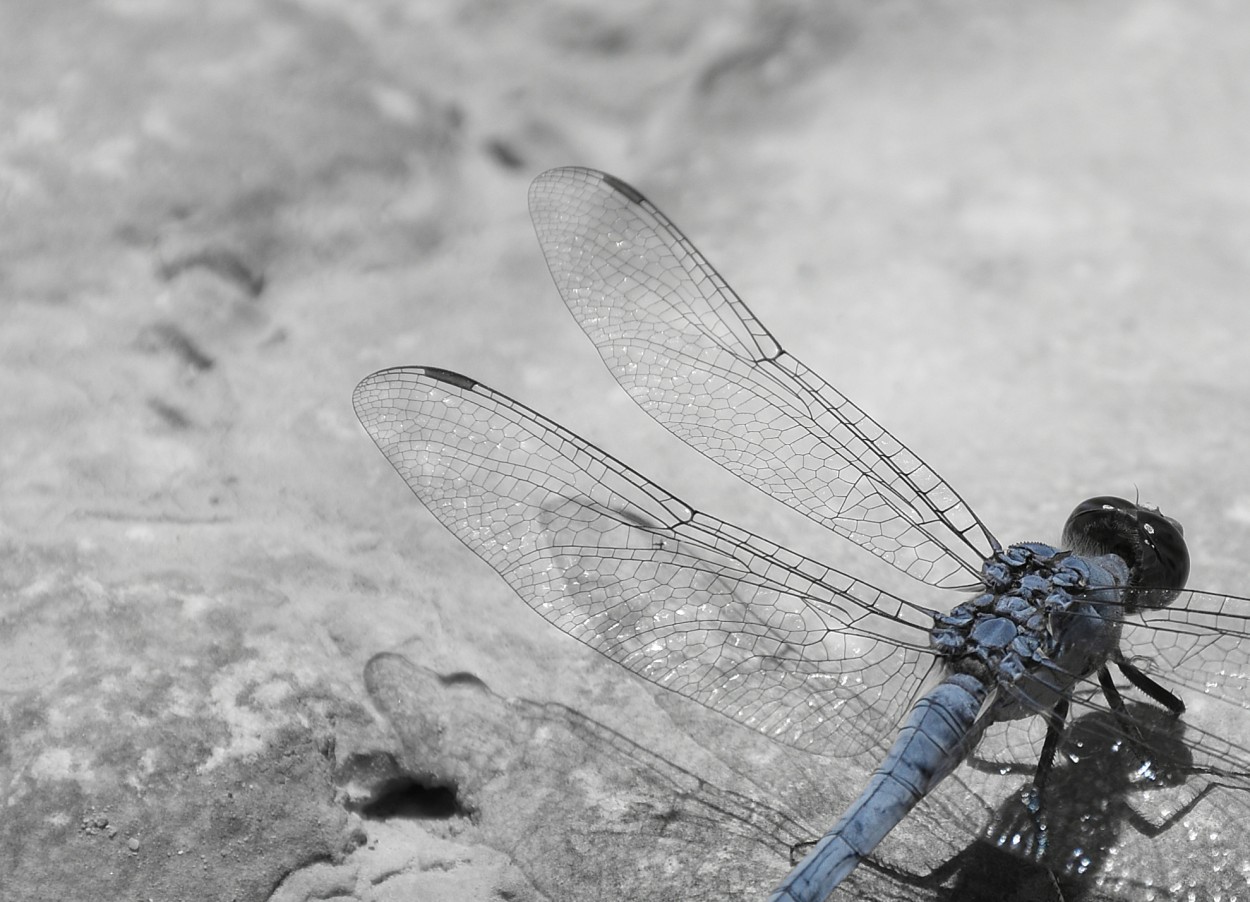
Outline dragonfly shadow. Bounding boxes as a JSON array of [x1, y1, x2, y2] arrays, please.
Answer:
[[874, 701, 1222, 901]]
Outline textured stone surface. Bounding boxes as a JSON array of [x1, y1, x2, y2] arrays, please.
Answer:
[[5, 1, 1250, 900]]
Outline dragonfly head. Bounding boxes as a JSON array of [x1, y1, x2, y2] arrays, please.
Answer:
[[1061, 496, 1190, 609]]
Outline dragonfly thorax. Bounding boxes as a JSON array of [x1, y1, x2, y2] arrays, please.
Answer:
[[928, 542, 1110, 689]]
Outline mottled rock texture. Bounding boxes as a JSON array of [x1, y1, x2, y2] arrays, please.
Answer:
[[5, 2, 1250, 900]]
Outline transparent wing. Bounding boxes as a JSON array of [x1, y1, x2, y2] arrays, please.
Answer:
[[354, 365, 938, 756], [1124, 588, 1250, 707], [529, 167, 997, 589]]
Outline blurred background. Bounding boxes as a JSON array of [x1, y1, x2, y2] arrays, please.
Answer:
[[3, 2, 1250, 900]]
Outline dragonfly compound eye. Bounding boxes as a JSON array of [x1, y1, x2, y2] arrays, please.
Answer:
[[1061, 496, 1191, 607]]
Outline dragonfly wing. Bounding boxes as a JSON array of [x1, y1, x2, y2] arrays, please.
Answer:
[[354, 366, 936, 756], [529, 167, 996, 589], [1122, 589, 1250, 713]]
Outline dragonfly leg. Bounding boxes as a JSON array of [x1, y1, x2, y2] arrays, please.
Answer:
[[1098, 664, 1150, 744], [1024, 695, 1070, 814], [1098, 662, 1185, 792], [1114, 655, 1185, 714], [1020, 684, 1070, 854], [1019, 694, 1071, 861], [1097, 665, 1125, 713]]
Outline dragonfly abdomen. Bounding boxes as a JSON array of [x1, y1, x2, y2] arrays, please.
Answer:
[[767, 673, 989, 902]]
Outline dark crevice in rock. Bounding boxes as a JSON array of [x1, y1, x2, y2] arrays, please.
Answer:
[[138, 321, 216, 371], [357, 775, 468, 821], [484, 138, 524, 170], [147, 396, 194, 429], [439, 670, 489, 691], [158, 247, 267, 298]]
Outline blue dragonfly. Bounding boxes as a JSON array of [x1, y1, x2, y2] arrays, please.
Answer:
[[354, 167, 1250, 900]]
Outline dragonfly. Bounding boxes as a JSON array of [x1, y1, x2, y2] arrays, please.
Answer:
[[353, 167, 1250, 900]]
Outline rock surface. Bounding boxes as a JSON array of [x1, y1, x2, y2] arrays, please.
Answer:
[[4, 2, 1250, 900]]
